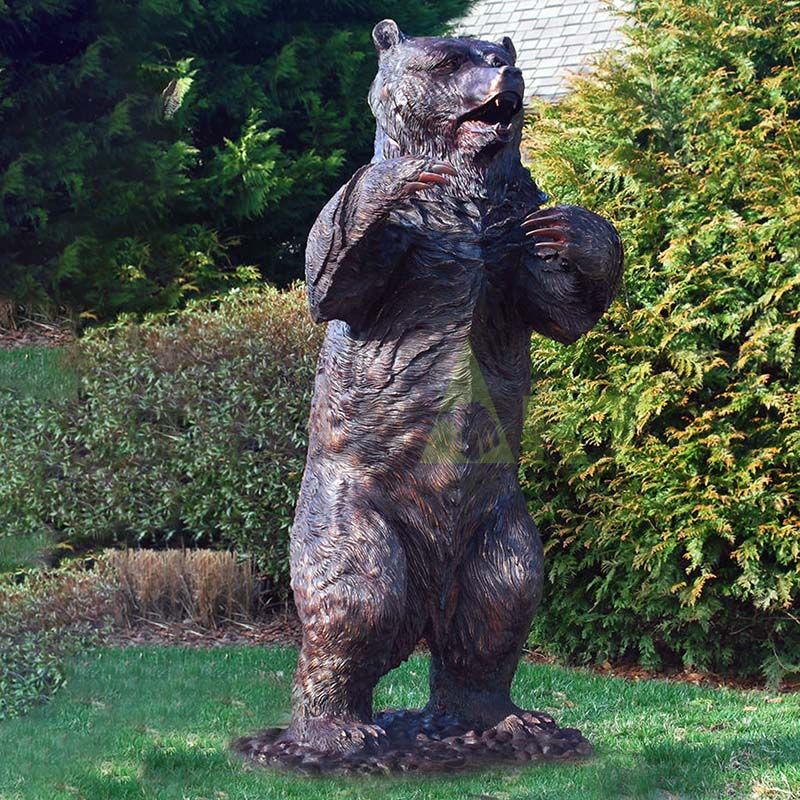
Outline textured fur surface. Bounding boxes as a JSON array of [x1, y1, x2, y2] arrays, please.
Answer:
[[239, 19, 623, 768]]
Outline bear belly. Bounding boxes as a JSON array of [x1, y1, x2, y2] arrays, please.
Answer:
[[306, 348, 523, 559], [309, 327, 525, 473]]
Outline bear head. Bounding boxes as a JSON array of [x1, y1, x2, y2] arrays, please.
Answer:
[[368, 19, 525, 172]]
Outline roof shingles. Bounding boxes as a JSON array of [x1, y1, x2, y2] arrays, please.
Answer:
[[454, 0, 627, 100]]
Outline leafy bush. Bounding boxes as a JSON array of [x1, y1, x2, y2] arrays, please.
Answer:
[[0, 0, 471, 317], [0, 558, 115, 719], [0, 286, 323, 588], [522, 0, 800, 680]]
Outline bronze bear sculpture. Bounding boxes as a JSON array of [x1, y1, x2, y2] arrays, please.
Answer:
[[237, 19, 623, 773]]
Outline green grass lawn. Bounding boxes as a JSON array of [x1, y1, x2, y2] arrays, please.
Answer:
[[0, 648, 797, 800], [0, 532, 55, 573], [0, 345, 78, 401]]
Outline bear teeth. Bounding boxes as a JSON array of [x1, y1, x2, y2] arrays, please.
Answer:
[[461, 92, 522, 128]]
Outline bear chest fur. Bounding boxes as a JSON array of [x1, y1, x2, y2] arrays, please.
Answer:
[[308, 195, 532, 506]]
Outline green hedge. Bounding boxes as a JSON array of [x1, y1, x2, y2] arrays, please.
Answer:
[[521, 0, 800, 681], [0, 286, 322, 589]]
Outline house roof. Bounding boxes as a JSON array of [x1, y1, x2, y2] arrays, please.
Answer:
[[454, 0, 628, 101]]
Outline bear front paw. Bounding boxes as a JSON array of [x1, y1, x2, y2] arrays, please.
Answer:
[[521, 204, 622, 280], [521, 206, 571, 260], [360, 156, 457, 209]]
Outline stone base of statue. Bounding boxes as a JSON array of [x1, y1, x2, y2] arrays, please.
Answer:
[[233, 709, 591, 775]]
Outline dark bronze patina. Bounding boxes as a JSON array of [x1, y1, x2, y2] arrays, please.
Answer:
[[236, 19, 623, 774]]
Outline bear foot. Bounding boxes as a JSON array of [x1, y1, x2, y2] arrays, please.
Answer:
[[294, 717, 388, 755], [489, 710, 593, 759]]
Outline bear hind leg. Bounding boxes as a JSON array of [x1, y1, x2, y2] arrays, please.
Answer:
[[426, 495, 544, 727], [424, 496, 591, 756], [285, 496, 408, 755]]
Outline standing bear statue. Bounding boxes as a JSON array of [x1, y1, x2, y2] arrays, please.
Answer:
[[236, 19, 623, 774]]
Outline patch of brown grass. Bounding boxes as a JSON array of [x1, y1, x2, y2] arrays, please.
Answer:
[[108, 549, 256, 628]]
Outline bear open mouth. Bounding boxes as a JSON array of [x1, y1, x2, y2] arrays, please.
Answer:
[[460, 91, 523, 128]]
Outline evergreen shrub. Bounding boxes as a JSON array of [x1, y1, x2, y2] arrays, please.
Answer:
[[522, 0, 800, 680], [0, 0, 470, 317]]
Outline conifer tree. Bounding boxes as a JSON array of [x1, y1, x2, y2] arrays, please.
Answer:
[[0, 0, 471, 317], [523, 0, 800, 679]]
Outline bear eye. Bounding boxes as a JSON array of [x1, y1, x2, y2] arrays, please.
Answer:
[[431, 53, 465, 73], [486, 53, 508, 68]]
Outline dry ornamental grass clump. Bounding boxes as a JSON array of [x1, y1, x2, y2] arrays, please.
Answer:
[[108, 549, 257, 628]]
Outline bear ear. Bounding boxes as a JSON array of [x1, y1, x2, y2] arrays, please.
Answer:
[[498, 35, 517, 65], [373, 19, 404, 54]]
